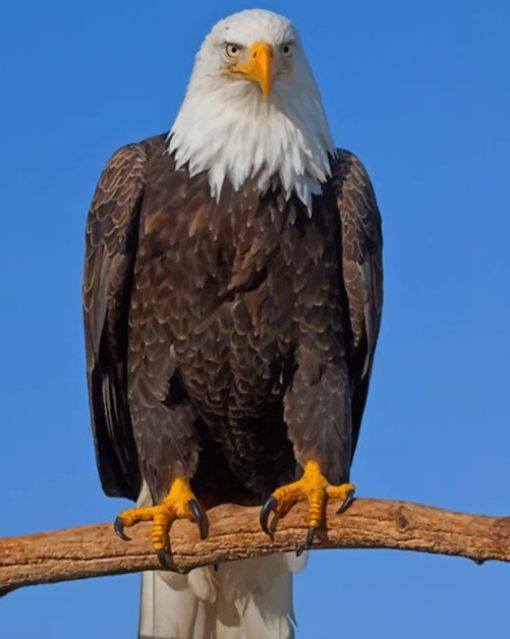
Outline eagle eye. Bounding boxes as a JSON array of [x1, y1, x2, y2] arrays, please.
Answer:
[[225, 43, 243, 60], [281, 42, 293, 58]]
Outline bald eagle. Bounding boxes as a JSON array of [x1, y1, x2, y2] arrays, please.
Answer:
[[83, 9, 382, 639]]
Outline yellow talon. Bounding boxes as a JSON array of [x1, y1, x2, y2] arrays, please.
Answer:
[[114, 476, 208, 565], [260, 460, 355, 543]]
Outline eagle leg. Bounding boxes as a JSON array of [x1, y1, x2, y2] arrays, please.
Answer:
[[260, 460, 355, 546], [113, 476, 208, 567]]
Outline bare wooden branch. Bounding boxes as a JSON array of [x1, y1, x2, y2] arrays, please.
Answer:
[[2, 498, 510, 595]]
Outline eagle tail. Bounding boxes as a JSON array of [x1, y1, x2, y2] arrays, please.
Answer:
[[139, 554, 305, 639]]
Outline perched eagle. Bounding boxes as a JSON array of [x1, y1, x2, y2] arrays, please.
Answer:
[[83, 8, 382, 639]]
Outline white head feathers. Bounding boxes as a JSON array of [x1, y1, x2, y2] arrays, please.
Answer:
[[169, 9, 336, 212]]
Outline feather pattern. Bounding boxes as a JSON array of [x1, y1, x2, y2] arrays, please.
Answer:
[[83, 135, 383, 500]]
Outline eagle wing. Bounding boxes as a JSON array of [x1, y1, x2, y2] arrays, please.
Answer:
[[332, 150, 383, 456], [83, 144, 146, 499]]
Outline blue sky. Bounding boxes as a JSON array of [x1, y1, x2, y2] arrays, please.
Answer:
[[1, 0, 510, 637]]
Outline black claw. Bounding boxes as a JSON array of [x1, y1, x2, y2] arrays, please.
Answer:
[[296, 549, 304, 558], [157, 549, 176, 570], [306, 527, 316, 548], [260, 495, 278, 536], [337, 489, 355, 514], [113, 517, 130, 541], [188, 499, 209, 540]]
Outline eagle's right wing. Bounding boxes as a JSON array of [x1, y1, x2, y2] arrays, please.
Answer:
[[83, 144, 146, 500], [332, 150, 383, 458]]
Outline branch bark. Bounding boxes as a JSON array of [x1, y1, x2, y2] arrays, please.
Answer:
[[2, 498, 510, 595]]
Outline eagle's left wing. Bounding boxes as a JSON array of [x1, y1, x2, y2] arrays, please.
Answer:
[[83, 144, 146, 500], [332, 150, 383, 457]]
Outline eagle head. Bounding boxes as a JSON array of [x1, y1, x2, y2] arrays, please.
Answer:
[[169, 9, 336, 212]]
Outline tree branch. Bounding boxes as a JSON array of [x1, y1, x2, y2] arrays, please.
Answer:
[[2, 498, 510, 595]]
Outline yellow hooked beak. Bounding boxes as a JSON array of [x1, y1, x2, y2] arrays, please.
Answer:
[[231, 41, 274, 96]]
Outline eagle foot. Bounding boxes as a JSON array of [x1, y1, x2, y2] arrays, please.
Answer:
[[260, 460, 355, 546], [113, 476, 208, 567]]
